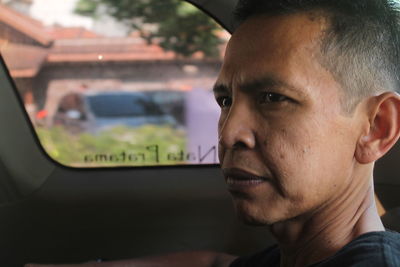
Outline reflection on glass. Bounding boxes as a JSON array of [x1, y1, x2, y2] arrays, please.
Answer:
[[0, 0, 229, 167]]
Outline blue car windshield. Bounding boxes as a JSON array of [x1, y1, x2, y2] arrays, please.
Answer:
[[88, 94, 163, 117]]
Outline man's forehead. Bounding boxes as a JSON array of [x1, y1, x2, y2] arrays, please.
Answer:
[[227, 12, 328, 71], [235, 10, 328, 35], [216, 12, 327, 91]]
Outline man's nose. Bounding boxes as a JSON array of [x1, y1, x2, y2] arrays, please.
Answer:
[[218, 103, 256, 150]]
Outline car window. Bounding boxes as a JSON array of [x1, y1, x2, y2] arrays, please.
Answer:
[[0, 0, 230, 167]]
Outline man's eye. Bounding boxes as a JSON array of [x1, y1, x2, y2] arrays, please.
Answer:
[[216, 96, 232, 108], [259, 92, 289, 103]]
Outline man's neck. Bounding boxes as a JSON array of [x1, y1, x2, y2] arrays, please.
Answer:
[[269, 172, 384, 267]]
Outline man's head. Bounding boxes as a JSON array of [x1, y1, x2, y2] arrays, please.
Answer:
[[214, 0, 400, 226], [234, 0, 400, 112]]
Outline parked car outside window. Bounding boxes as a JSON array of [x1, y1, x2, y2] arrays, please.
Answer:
[[53, 91, 178, 134]]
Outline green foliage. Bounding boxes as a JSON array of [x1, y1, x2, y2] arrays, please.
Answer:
[[36, 125, 187, 167], [74, 0, 97, 16], [74, 0, 224, 58]]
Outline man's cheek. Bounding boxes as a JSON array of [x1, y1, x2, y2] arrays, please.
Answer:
[[217, 116, 227, 163], [217, 114, 227, 131]]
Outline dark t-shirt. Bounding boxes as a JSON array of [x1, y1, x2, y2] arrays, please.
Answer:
[[230, 231, 400, 267]]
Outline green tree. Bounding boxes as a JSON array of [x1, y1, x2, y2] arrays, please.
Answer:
[[75, 0, 224, 58]]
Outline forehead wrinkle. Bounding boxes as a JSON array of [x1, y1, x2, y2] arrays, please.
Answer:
[[214, 64, 242, 95]]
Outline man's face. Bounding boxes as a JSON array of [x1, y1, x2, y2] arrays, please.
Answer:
[[214, 13, 365, 225]]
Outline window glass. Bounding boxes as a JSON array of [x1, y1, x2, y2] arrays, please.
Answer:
[[0, 0, 229, 167]]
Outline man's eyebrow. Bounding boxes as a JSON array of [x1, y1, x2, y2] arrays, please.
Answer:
[[213, 83, 230, 94], [213, 75, 304, 97], [240, 75, 300, 94]]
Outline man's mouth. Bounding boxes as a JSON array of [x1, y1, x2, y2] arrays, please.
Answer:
[[223, 168, 270, 188]]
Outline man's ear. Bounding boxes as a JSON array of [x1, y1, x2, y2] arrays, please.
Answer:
[[355, 92, 400, 164]]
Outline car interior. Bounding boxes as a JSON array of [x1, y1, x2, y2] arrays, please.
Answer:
[[0, 0, 399, 266]]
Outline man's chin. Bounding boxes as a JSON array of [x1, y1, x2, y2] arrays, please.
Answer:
[[240, 216, 270, 226], [232, 198, 280, 226], [235, 207, 276, 226]]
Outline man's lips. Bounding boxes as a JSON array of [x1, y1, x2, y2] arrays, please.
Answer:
[[222, 168, 270, 188]]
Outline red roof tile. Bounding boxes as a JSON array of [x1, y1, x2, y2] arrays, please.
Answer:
[[0, 4, 52, 46], [47, 37, 177, 62], [46, 26, 100, 40], [0, 4, 223, 69], [1, 43, 48, 77]]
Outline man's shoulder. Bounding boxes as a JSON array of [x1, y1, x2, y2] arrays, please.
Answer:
[[314, 230, 400, 267], [229, 245, 280, 267], [229, 231, 400, 267]]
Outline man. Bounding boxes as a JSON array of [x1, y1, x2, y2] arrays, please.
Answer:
[[214, 0, 400, 266], [27, 0, 400, 266]]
